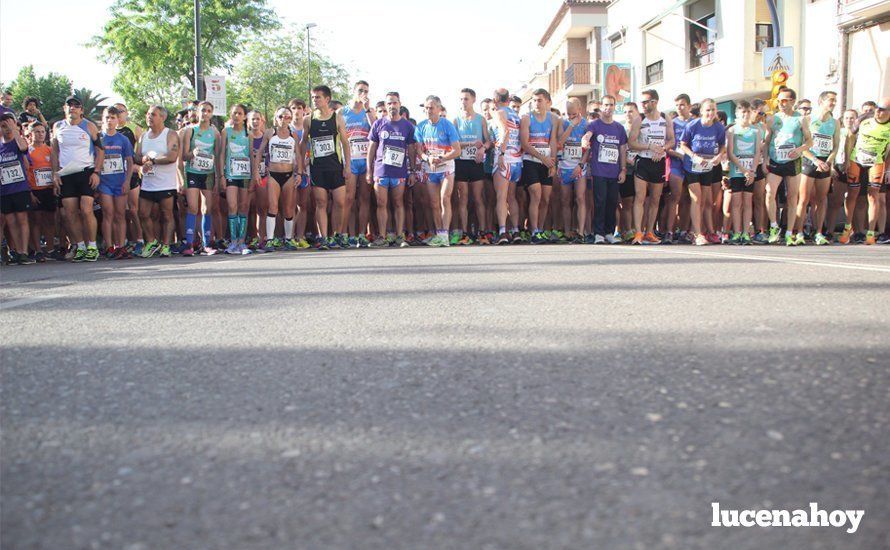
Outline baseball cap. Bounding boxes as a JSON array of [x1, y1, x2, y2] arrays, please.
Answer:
[[65, 96, 83, 106]]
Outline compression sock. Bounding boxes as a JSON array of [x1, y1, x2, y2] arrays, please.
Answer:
[[185, 212, 196, 244], [228, 215, 237, 242], [266, 214, 277, 241], [284, 218, 294, 240]]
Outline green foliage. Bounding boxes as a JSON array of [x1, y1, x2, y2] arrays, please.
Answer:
[[90, 0, 278, 116], [6, 65, 73, 122], [227, 26, 351, 121], [72, 87, 110, 119]]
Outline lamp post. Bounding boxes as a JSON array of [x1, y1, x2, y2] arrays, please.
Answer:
[[305, 23, 317, 99], [194, 0, 204, 100]]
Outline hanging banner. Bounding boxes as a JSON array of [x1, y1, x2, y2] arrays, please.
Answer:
[[601, 62, 633, 114], [204, 75, 227, 116]]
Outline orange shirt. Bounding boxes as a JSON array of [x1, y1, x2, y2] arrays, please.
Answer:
[[28, 144, 53, 190]]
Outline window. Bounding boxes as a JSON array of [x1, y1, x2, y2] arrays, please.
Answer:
[[755, 23, 773, 52], [688, 0, 716, 69], [646, 61, 663, 85]]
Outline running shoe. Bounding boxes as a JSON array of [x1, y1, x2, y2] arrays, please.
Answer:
[[511, 232, 523, 244], [114, 247, 132, 259], [429, 234, 449, 247], [550, 230, 566, 244], [296, 238, 311, 249], [741, 233, 752, 246], [661, 231, 674, 245], [370, 236, 387, 247], [17, 252, 35, 265], [594, 234, 606, 244], [263, 239, 276, 253], [133, 242, 145, 256], [694, 234, 708, 246], [706, 232, 722, 245], [202, 246, 217, 256], [852, 232, 866, 244], [224, 241, 239, 254], [314, 237, 329, 251], [768, 226, 781, 244], [104, 246, 116, 259], [605, 234, 619, 244], [449, 232, 460, 246], [358, 234, 370, 248], [752, 232, 768, 244], [877, 233, 890, 245], [794, 233, 805, 246], [721, 232, 731, 245], [338, 234, 350, 249], [457, 234, 473, 246], [729, 232, 742, 245], [159, 244, 172, 257], [813, 233, 829, 246], [284, 239, 298, 251], [642, 231, 661, 245], [497, 232, 510, 245], [785, 234, 796, 246], [34, 251, 46, 263], [530, 231, 547, 244], [72, 248, 86, 262], [396, 234, 409, 248], [631, 231, 643, 245], [240, 243, 252, 255], [623, 230, 635, 242], [476, 233, 490, 245], [181, 245, 195, 256], [865, 231, 877, 245], [347, 236, 358, 248]]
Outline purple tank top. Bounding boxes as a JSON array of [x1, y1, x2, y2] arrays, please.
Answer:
[[252, 135, 267, 176], [0, 138, 30, 196]]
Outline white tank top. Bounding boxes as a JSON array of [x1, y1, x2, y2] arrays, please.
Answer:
[[637, 116, 667, 159], [140, 128, 178, 191], [268, 132, 296, 166], [55, 120, 95, 176]]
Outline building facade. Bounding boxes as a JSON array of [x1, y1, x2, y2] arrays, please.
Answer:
[[522, 0, 889, 116]]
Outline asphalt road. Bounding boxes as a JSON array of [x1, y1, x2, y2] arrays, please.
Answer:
[[2, 244, 889, 549]]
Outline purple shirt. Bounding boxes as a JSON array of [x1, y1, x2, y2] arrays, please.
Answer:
[[681, 119, 725, 172], [587, 119, 628, 179], [369, 117, 416, 178], [0, 137, 30, 196]]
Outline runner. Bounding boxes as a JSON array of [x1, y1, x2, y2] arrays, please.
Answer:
[[491, 88, 523, 244], [628, 89, 673, 244], [749, 98, 770, 243], [300, 85, 351, 250], [247, 110, 267, 250], [453, 88, 489, 245], [679, 98, 726, 246], [97, 106, 135, 258], [217, 104, 253, 254], [558, 98, 588, 241], [510, 96, 523, 115], [796, 99, 812, 117], [726, 100, 764, 244], [847, 97, 890, 245], [765, 87, 813, 245], [134, 105, 179, 257], [0, 113, 34, 264], [617, 102, 640, 242], [25, 122, 56, 262], [367, 91, 416, 247], [287, 99, 312, 249], [114, 103, 145, 254], [181, 100, 221, 255], [831, 109, 858, 242], [665, 93, 693, 244], [585, 95, 628, 244], [519, 89, 558, 244], [342, 81, 376, 247], [415, 95, 461, 247], [254, 106, 303, 252], [799, 91, 840, 245], [51, 95, 104, 262], [478, 98, 498, 244]]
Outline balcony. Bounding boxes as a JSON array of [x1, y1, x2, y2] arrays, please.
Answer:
[[564, 63, 596, 97]]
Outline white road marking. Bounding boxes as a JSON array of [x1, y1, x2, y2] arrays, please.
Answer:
[[0, 294, 66, 311], [608, 246, 890, 274]]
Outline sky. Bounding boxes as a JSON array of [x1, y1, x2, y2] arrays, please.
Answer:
[[0, 0, 562, 116]]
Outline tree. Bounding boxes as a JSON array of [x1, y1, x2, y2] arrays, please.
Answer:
[[6, 66, 73, 122], [72, 87, 110, 120], [90, 0, 277, 115], [227, 26, 351, 121]]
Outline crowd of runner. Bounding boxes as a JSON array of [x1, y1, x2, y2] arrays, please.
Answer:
[[0, 84, 888, 264]]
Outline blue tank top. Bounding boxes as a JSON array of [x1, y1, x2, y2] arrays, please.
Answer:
[[558, 119, 587, 170], [342, 108, 371, 158], [523, 112, 553, 163], [729, 125, 759, 178], [497, 107, 522, 162], [224, 126, 251, 180], [455, 113, 485, 161], [769, 112, 804, 163]]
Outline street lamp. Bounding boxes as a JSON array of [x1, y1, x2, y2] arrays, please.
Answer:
[[194, 0, 204, 100], [305, 23, 317, 100]]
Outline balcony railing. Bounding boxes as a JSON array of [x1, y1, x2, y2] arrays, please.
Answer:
[[565, 63, 593, 89]]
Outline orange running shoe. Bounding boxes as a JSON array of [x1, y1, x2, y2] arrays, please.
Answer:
[[642, 231, 661, 245], [838, 225, 852, 244], [631, 231, 643, 245], [865, 231, 876, 245]]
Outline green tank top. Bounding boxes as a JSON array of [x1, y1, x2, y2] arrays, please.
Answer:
[[852, 118, 890, 167], [224, 126, 251, 180], [808, 114, 837, 159], [730, 125, 759, 178], [769, 112, 803, 164], [186, 125, 217, 175]]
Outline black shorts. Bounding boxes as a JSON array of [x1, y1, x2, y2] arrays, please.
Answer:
[[129, 173, 142, 190], [140, 189, 177, 203], [311, 169, 345, 190], [685, 168, 721, 186], [833, 164, 847, 184], [1, 191, 32, 214], [268, 171, 292, 186], [767, 159, 800, 177], [60, 168, 94, 199], [225, 178, 249, 189], [186, 172, 213, 190], [801, 156, 830, 179], [455, 159, 485, 182], [755, 165, 765, 181], [729, 177, 754, 193], [634, 157, 667, 184], [30, 188, 57, 212], [619, 174, 636, 198], [520, 160, 552, 186]]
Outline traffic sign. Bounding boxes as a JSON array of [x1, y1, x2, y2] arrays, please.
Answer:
[[763, 47, 794, 78]]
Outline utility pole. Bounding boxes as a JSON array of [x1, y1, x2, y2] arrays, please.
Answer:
[[194, 0, 204, 100], [306, 23, 317, 99]]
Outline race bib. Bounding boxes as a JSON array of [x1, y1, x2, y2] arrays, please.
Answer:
[[34, 168, 53, 187], [775, 144, 795, 162], [737, 156, 754, 172], [191, 150, 214, 172], [628, 150, 639, 163], [270, 143, 294, 164], [312, 135, 336, 158], [102, 155, 124, 175], [229, 156, 250, 178], [0, 162, 26, 185], [564, 145, 582, 162], [597, 144, 619, 165], [349, 139, 369, 158], [460, 144, 478, 161], [855, 148, 878, 167], [534, 146, 551, 159], [383, 145, 405, 167], [813, 133, 833, 157], [691, 155, 713, 173]]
